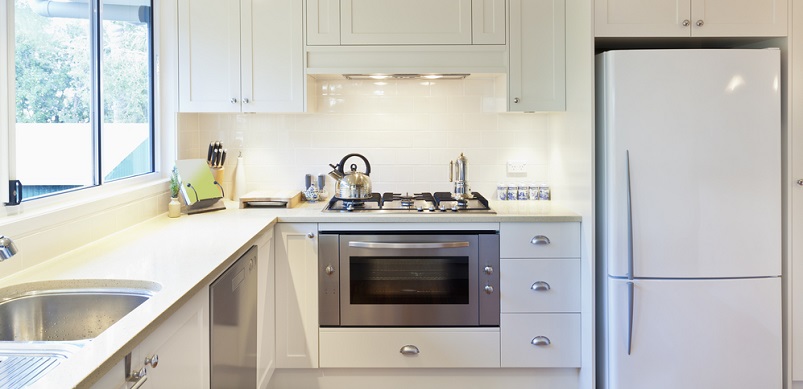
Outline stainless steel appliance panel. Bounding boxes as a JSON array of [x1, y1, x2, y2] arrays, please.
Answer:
[[319, 234, 341, 326], [210, 245, 257, 388], [478, 234, 500, 326]]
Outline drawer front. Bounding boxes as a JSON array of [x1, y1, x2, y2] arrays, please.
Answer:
[[500, 222, 580, 258], [319, 328, 500, 368], [501, 259, 580, 313], [501, 313, 580, 368]]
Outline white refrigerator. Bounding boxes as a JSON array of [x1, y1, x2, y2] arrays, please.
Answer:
[[596, 49, 782, 389]]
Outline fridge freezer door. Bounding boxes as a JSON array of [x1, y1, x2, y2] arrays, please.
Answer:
[[600, 49, 781, 279], [606, 277, 781, 389]]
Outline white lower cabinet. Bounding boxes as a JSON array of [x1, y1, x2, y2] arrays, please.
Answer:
[[275, 223, 319, 368], [91, 287, 211, 389], [135, 287, 210, 388], [500, 313, 580, 368], [319, 328, 500, 368]]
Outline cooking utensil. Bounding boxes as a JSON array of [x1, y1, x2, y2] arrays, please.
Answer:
[[449, 152, 470, 200], [328, 153, 372, 200]]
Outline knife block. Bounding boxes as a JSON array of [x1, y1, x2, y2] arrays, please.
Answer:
[[211, 167, 225, 187]]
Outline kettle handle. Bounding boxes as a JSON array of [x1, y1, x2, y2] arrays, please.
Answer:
[[338, 153, 371, 176]]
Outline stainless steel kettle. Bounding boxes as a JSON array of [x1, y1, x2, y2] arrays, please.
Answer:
[[328, 153, 372, 200]]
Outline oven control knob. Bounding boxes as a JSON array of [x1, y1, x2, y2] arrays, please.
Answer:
[[484, 285, 494, 294], [428, 206, 435, 212], [417, 206, 423, 212], [483, 266, 494, 275], [346, 203, 354, 212], [325, 265, 335, 275], [439, 205, 446, 212], [451, 205, 458, 212]]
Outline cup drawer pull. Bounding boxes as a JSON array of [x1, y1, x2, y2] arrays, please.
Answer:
[[530, 235, 551, 245], [531, 281, 551, 291], [400, 345, 420, 355], [531, 336, 551, 346]]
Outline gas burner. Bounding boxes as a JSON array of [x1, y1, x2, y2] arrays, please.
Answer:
[[323, 191, 493, 214]]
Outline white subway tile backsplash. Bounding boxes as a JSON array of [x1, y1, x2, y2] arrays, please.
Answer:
[[180, 78, 556, 196]]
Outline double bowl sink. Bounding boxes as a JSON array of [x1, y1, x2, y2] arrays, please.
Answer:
[[0, 282, 159, 388]]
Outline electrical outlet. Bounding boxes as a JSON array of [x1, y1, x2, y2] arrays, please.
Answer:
[[507, 160, 526, 174]]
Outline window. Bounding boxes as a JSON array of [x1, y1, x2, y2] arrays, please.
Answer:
[[13, 0, 153, 201]]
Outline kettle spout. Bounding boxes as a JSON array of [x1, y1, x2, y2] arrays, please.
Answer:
[[328, 164, 344, 180]]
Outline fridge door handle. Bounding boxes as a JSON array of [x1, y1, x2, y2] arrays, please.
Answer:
[[627, 281, 634, 355], [626, 150, 634, 280]]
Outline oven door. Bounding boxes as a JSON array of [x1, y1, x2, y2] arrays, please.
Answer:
[[339, 234, 479, 326]]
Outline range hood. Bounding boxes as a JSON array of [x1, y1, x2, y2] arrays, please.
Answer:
[[342, 74, 470, 80]]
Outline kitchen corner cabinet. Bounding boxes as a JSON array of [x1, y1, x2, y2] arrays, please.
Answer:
[[508, 0, 566, 112], [595, 0, 787, 37], [499, 222, 581, 368], [275, 223, 319, 368], [92, 287, 211, 389], [178, 0, 304, 113], [306, 0, 505, 46], [257, 229, 276, 389]]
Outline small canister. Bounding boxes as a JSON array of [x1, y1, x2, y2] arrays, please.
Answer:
[[506, 184, 517, 201], [517, 183, 529, 200], [538, 184, 551, 200], [497, 183, 507, 200], [529, 183, 539, 200]]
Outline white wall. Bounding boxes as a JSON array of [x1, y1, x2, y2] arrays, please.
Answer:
[[178, 77, 559, 199]]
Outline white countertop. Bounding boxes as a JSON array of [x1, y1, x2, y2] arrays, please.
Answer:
[[1, 199, 578, 388]]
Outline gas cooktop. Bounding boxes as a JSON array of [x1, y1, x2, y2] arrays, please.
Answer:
[[323, 192, 495, 214]]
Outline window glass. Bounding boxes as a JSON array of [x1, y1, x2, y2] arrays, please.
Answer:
[[13, 0, 153, 200]]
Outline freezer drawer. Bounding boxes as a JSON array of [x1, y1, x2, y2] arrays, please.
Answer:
[[606, 277, 781, 389]]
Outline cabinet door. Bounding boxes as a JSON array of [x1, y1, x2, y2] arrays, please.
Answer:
[[508, 0, 565, 112], [136, 287, 210, 388], [257, 230, 275, 388], [242, 0, 305, 113], [275, 223, 319, 368], [595, 0, 690, 37], [690, 0, 787, 37], [341, 0, 472, 45], [307, 0, 341, 45], [472, 0, 505, 44], [178, 0, 241, 112]]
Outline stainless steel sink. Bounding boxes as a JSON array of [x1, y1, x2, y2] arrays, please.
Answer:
[[0, 283, 157, 388], [0, 287, 153, 342]]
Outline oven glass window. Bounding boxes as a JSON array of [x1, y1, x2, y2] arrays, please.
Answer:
[[349, 256, 469, 304]]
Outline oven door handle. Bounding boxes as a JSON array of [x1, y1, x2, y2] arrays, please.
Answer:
[[348, 241, 470, 249]]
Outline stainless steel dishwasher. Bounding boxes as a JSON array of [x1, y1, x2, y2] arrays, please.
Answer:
[[210, 245, 257, 388]]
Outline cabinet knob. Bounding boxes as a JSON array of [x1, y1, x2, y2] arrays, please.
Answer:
[[530, 235, 551, 245], [230, 98, 238, 104], [243, 98, 250, 104], [325, 265, 335, 275], [681, 19, 690, 27], [797, 179, 803, 186], [400, 345, 420, 355], [483, 266, 494, 275], [513, 97, 521, 104], [696, 20, 704, 27], [145, 354, 159, 368], [126, 366, 147, 388], [484, 285, 495, 294], [307, 232, 315, 239], [531, 281, 551, 292], [531, 336, 551, 347]]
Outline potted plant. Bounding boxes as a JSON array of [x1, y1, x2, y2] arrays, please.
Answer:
[[168, 166, 181, 218]]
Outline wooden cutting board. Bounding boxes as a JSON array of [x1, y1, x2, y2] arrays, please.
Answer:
[[239, 190, 302, 209]]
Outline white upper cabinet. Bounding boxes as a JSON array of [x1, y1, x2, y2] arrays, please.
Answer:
[[307, 0, 505, 45], [595, 0, 787, 37], [179, 0, 304, 112], [508, 0, 565, 112]]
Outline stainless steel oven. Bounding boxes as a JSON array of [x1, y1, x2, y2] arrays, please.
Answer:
[[319, 232, 499, 327]]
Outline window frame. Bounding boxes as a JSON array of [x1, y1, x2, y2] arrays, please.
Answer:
[[1, 0, 174, 216]]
